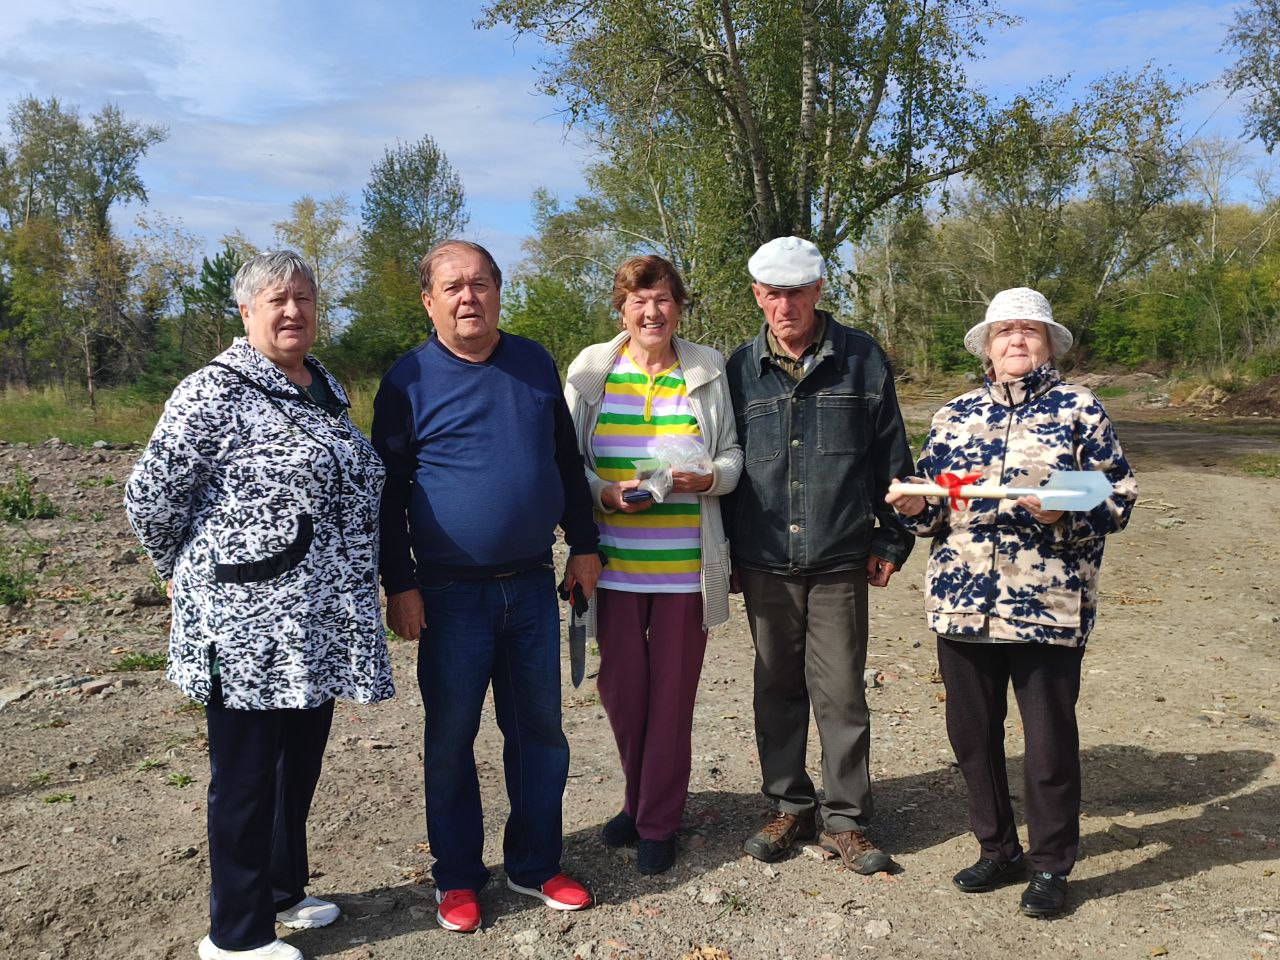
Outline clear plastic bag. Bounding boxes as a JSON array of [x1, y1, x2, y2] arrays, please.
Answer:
[[651, 435, 713, 474]]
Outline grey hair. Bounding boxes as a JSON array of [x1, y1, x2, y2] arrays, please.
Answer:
[[232, 250, 318, 308], [418, 240, 502, 293]]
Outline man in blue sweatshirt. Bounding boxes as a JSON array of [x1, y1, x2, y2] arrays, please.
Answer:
[[372, 240, 601, 933]]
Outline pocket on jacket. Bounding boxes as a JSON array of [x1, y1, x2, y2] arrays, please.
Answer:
[[816, 395, 869, 455], [214, 513, 314, 585], [995, 581, 1082, 631], [741, 400, 781, 464]]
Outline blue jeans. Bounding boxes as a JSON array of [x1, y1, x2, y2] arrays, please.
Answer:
[[417, 567, 568, 892]]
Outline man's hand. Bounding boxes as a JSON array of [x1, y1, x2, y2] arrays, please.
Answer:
[[564, 551, 602, 601], [729, 563, 742, 595], [884, 476, 928, 517], [865, 555, 898, 588], [387, 588, 426, 641], [1016, 495, 1064, 526]]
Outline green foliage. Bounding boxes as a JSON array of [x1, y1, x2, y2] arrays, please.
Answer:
[[165, 772, 195, 788], [274, 193, 355, 346], [135, 758, 166, 771], [42, 792, 74, 803], [339, 135, 468, 375], [0, 97, 167, 392], [501, 275, 615, 371], [27, 771, 51, 786], [111, 651, 167, 671], [0, 468, 57, 520], [182, 242, 244, 359], [0, 570, 29, 605], [1240, 454, 1280, 478], [1222, 0, 1280, 152], [0, 384, 164, 444]]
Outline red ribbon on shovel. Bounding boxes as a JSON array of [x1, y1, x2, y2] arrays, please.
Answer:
[[935, 471, 983, 510]]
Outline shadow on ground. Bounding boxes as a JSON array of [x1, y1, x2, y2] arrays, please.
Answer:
[[285, 745, 1273, 952]]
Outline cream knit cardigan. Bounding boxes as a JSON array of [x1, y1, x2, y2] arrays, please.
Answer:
[[564, 331, 743, 634]]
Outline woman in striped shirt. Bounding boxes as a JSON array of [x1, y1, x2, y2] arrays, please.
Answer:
[[565, 256, 742, 876]]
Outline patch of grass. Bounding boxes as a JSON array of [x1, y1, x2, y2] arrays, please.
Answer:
[[175, 700, 204, 715], [89, 510, 105, 523], [77, 473, 118, 489], [28, 771, 51, 786], [42, 792, 75, 804], [35, 716, 69, 729], [0, 468, 58, 521], [1096, 385, 1129, 399], [0, 384, 163, 445], [0, 533, 45, 605], [165, 772, 195, 788], [136, 758, 166, 771], [1240, 454, 1280, 478], [111, 651, 167, 671], [0, 570, 30, 605]]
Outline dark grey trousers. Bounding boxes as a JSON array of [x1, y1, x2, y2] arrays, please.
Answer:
[[740, 567, 872, 833]]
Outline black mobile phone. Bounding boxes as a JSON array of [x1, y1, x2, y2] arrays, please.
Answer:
[[622, 488, 653, 504]]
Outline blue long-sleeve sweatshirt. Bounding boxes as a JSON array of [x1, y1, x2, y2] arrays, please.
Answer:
[[372, 332, 599, 593]]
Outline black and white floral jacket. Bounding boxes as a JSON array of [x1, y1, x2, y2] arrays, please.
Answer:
[[125, 338, 394, 709]]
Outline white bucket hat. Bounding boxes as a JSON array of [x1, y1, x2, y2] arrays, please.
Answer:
[[964, 287, 1073, 358]]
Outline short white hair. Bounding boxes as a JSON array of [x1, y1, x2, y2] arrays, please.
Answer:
[[233, 250, 317, 308]]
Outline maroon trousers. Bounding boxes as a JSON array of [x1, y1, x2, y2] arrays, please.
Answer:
[[595, 589, 707, 841]]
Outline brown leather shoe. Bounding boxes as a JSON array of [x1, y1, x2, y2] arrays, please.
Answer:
[[818, 829, 893, 875], [742, 811, 816, 862]]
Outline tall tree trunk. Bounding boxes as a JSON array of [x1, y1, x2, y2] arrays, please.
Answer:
[[717, 0, 779, 243], [81, 326, 96, 412], [795, 0, 818, 237]]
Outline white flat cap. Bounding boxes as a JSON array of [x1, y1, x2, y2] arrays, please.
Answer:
[[964, 287, 1073, 357], [748, 236, 825, 288]]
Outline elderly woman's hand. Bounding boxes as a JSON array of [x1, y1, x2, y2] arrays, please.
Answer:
[[670, 470, 714, 494], [601, 479, 655, 513], [1016, 495, 1064, 525], [885, 477, 928, 517]]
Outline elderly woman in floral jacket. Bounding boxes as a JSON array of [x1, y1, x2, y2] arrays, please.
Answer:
[[126, 251, 393, 960], [887, 287, 1137, 919]]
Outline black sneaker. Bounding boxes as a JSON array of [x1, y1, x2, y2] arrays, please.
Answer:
[[636, 836, 677, 875], [1020, 871, 1068, 918], [601, 811, 638, 847], [952, 856, 1027, 893]]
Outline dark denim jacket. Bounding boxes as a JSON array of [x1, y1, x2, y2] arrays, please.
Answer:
[[722, 312, 915, 575]]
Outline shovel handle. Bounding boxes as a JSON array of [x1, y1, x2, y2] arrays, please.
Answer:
[[888, 481, 1024, 501]]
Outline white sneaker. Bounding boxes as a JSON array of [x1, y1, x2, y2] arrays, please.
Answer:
[[275, 895, 340, 929], [197, 936, 302, 959]]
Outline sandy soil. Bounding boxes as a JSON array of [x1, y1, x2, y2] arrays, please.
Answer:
[[1, 403, 1278, 960]]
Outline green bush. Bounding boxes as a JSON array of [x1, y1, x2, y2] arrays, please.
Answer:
[[111, 651, 167, 671], [0, 469, 58, 521]]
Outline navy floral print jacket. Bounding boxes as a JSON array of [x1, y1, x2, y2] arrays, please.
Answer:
[[897, 363, 1138, 646]]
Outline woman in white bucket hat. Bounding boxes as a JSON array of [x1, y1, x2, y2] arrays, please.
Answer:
[[885, 286, 1137, 918]]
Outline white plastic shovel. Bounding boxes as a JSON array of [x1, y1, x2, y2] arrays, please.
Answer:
[[889, 470, 1114, 512]]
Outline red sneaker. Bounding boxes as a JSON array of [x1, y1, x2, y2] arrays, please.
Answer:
[[434, 888, 481, 932], [506, 873, 592, 911]]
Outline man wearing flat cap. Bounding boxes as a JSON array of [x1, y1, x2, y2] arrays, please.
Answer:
[[722, 236, 914, 875]]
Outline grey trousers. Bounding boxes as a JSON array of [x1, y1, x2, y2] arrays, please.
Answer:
[[740, 566, 872, 833]]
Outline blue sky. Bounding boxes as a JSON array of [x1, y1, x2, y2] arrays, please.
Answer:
[[0, 1, 1265, 271]]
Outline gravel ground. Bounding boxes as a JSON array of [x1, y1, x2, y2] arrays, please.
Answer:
[[1, 409, 1277, 960]]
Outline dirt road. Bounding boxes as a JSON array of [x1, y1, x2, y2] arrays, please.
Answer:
[[1, 415, 1277, 960]]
